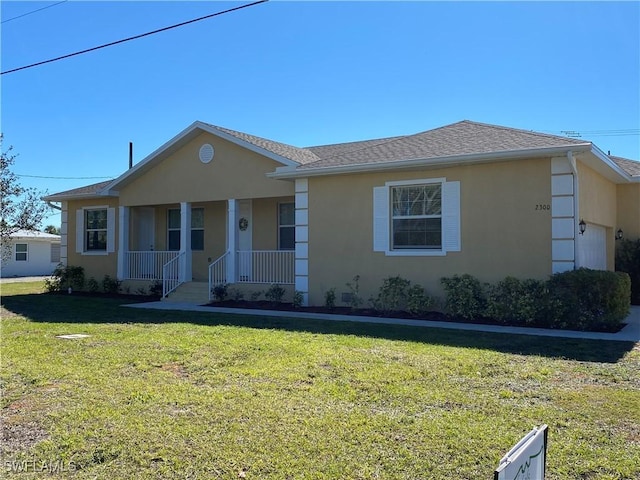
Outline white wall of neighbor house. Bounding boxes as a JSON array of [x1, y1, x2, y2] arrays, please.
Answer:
[[1, 239, 60, 277]]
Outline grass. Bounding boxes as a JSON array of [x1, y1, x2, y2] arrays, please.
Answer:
[[1, 281, 639, 479]]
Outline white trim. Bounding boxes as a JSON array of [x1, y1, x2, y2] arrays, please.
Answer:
[[551, 155, 576, 272], [14, 243, 28, 262], [180, 202, 192, 282], [294, 178, 309, 306], [117, 206, 130, 280], [76, 205, 114, 255], [227, 199, 238, 283]]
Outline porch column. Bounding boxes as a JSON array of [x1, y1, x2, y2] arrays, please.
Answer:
[[227, 199, 238, 283], [295, 179, 309, 306], [180, 202, 192, 282], [117, 206, 130, 280]]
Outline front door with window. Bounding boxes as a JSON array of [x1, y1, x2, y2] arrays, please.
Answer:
[[238, 200, 252, 281]]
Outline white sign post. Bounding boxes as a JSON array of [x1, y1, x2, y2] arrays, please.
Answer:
[[494, 425, 548, 480]]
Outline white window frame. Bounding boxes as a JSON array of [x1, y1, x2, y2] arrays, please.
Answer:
[[167, 207, 205, 251], [373, 178, 460, 256], [15, 243, 28, 262], [51, 243, 61, 263], [167, 208, 181, 251], [76, 206, 115, 255]]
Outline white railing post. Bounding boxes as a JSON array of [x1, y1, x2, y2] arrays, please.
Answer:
[[227, 199, 238, 283], [117, 206, 130, 280]]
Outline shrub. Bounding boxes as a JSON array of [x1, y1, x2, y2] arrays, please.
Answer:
[[149, 280, 163, 297], [345, 275, 363, 310], [87, 277, 100, 293], [228, 288, 244, 302], [293, 290, 304, 308], [102, 275, 121, 294], [265, 284, 286, 304], [211, 283, 228, 302], [406, 284, 434, 317], [440, 274, 486, 320], [547, 268, 631, 331], [324, 288, 336, 309], [250, 290, 263, 301], [44, 264, 85, 292], [485, 277, 548, 326], [370, 276, 411, 313], [615, 238, 640, 305]]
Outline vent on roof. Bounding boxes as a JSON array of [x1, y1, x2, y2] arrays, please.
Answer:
[[199, 144, 214, 164]]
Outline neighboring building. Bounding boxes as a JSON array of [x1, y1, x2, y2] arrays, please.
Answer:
[[1, 229, 61, 278], [43, 120, 640, 305]]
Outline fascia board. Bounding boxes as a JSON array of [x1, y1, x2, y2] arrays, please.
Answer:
[[42, 191, 117, 202], [267, 144, 593, 179], [588, 145, 636, 183]]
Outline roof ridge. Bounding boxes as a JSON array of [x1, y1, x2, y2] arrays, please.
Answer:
[[458, 120, 591, 145]]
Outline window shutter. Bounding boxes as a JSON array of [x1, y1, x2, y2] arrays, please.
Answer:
[[76, 209, 84, 253], [442, 181, 461, 252], [373, 186, 389, 252], [107, 208, 116, 253]]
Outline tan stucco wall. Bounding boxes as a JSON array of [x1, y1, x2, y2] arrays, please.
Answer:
[[119, 132, 294, 206], [252, 196, 294, 251], [306, 157, 552, 305], [617, 184, 640, 240], [66, 198, 119, 282], [577, 163, 617, 269]]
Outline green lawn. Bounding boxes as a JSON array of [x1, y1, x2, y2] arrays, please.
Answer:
[[1, 282, 639, 479]]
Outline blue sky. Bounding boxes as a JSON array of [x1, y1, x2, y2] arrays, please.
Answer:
[[1, 1, 639, 227]]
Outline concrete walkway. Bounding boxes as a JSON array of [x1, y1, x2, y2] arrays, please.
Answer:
[[125, 302, 640, 342]]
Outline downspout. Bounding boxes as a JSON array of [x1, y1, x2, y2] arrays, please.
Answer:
[[47, 201, 62, 211], [567, 151, 579, 269]]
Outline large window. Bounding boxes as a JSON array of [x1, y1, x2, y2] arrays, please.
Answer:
[[391, 184, 442, 249], [15, 243, 28, 261], [278, 203, 295, 250], [167, 208, 204, 251], [85, 209, 108, 251]]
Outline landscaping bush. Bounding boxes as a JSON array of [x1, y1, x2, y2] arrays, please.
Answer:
[[211, 283, 228, 302], [615, 238, 640, 305], [102, 275, 121, 294], [324, 288, 336, 309], [86, 277, 100, 293], [485, 277, 548, 326], [370, 276, 411, 313], [440, 274, 486, 320], [293, 290, 304, 308], [547, 268, 631, 331], [149, 280, 163, 297], [345, 275, 363, 310], [265, 284, 286, 304], [44, 264, 85, 292], [406, 284, 434, 317]]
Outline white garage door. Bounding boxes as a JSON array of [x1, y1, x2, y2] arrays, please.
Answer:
[[577, 223, 607, 270]]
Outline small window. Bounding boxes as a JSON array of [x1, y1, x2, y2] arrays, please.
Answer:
[[278, 203, 295, 250], [391, 184, 442, 249], [86, 209, 107, 251], [15, 243, 28, 261], [167, 208, 205, 251], [51, 243, 61, 263]]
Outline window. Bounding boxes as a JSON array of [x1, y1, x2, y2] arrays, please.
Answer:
[[391, 184, 442, 249], [86, 209, 108, 251], [373, 178, 460, 256], [167, 208, 205, 251], [51, 243, 61, 263], [278, 203, 295, 250], [191, 208, 204, 251], [15, 243, 27, 261], [167, 209, 181, 251]]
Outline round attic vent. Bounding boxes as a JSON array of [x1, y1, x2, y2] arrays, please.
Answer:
[[199, 143, 214, 163]]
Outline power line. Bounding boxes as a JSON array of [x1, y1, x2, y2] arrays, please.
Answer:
[[1, 0, 268, 75], [17, 174, 116, 180], [1, 1, 68, 24]]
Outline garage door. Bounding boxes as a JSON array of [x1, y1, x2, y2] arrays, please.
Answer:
[[577, 223, 606, 270]]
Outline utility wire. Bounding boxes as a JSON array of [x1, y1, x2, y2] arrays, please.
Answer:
[[17, 174, 116, 180], [1, 0, 268, 75], [1, 1, 68, 24]]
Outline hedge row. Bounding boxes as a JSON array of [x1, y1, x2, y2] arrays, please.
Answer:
[[441, 269, 631, 332]]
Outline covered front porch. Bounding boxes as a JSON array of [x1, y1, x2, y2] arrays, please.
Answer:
[[116, 197, 297, 300]]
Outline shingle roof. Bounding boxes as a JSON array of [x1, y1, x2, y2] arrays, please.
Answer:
[[299, 120, 590, 169], [205, 124, 320, 165], [611, 156, 640, 177], [43, 180, 113, 200]]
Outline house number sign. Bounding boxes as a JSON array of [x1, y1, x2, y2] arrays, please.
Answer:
[[239, 217, 249, 231], [535, 204, 551, 211]]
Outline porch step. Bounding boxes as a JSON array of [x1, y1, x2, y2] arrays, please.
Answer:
[[162, 281, 209, 305]]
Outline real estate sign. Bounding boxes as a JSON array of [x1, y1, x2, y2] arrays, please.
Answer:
[[494, 425, 548, 480]]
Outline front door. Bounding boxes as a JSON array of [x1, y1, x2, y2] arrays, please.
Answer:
[[136, 208, 155, 251], [238, 200, 252, 281]]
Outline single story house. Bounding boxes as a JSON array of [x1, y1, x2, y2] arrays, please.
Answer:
[[43, 120, 640, 305], [1, 229, 61, 278]]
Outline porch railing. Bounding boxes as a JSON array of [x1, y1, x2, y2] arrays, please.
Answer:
[[208, 251, 229, 300], [237, 250, 294, 284], [162, 251, 185, 298], [125, 251, 179, 280]]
